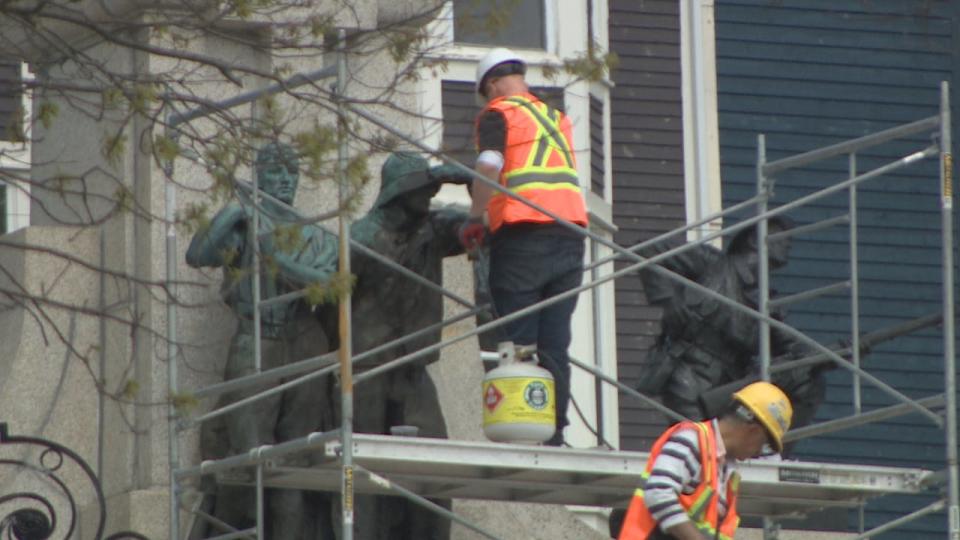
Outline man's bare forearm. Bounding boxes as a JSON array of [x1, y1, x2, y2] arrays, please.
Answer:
[[469, 163, 500, 220]]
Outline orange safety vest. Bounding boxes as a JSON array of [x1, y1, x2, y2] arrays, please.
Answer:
[[477, 93, 588, 233], [618, 421, 741, 540]]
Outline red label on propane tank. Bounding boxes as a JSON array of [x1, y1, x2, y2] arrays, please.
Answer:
[[484, 383, 504, 412]]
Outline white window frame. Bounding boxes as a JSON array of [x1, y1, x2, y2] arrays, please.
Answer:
[[680, 0, 723, 245], [0, 62, 33, 233], [444, 0, 558, 55]]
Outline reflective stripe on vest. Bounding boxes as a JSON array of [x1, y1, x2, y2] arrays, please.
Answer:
[[478, 93, 587, 232], [617, 421, 740, 540]]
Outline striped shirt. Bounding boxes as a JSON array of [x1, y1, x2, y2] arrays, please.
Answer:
[[645, 419, 734, 532]]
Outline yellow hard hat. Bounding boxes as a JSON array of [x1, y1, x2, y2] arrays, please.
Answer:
[[732, 381, 793, 452]]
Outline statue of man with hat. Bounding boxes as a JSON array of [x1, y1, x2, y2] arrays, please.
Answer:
[[637, 216, 827, 438], [325, 151, 472, 540]]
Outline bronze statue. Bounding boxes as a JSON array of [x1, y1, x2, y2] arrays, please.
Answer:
[[327, 152, 470, 540], [186, 142, 338, 539], [638, 216, 826, 441]]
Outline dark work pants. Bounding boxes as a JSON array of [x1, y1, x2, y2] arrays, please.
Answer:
[[488, 224, 585, 444]]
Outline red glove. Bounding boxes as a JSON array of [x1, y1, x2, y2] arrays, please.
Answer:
[[459, 218, 487, 251]]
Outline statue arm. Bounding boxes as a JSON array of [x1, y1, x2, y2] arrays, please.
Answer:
[[431, 204, 470, 257], [268, 227, 338, 289], [185, 204, 247, 267], [640, 239, 717, 278], [639, 240, 717, 305], [770, 324, 815, 360]]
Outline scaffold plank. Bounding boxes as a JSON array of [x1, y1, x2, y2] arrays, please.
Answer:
[[214, 434, 932, 518]]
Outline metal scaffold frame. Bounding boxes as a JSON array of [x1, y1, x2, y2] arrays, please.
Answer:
[[751, 82, 957, 540], [161, 32, 956, 539]]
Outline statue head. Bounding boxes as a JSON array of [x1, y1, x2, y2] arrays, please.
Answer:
[[255, 142, 300, 205], [374, 152, 441, 215], [726, 215, 795, 269]]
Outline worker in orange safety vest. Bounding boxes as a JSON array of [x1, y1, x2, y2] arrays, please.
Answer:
[[461, 47, 589, 446], [617, 381, 793, 540]]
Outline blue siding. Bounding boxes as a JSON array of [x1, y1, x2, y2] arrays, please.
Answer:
[[716, 0, 958, 537]]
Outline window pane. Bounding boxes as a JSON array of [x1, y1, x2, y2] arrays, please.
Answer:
[[0, 61, 22, 142], [0, 184, 7, 234], [589, 95, 604, 197], [439, 81, 565, 169], [453, 0, 544, 49]]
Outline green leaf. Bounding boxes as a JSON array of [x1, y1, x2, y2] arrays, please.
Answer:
[[102, 132, 128, 168], [37, 101, 59, 130], [170, 391, 199, 414], [120, 379, 140, 400], [154, 135, 180, 162]]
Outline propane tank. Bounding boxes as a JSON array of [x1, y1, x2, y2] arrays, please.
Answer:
[[482, 341, 556, 444]]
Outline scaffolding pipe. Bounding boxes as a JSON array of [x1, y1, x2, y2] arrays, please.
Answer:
[[851, 499, 945, 540], [193, 351, 338, 401], [185, 506, 251, 539], [335, 30, 354, 540], [251, 162, 262, 377], [767, 281, 850, 310], [756, 134, 772, 382], [850, 153, 862, 414], [784, 394, 945, 442], [765, 312, 944, 375], [763, 115, 940, 176], [354, 465, 504, 540], [192, 306, 486, 402], [255, 464, 264, 539], [164, 139, 181, 540], [767, 214, 849, 242], [589, 240, 606, 444], [583, 195, 762, 273], [568, 356, 686, 423], [248, 83, 269, 540], [166, 66, 337, 128], [176, 430, 341, 480], [939, 80, 959, 540], [761, 146, 937, 227], [757, 134, 778, 540]]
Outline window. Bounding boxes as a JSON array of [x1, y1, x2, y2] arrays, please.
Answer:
[[0, 61, 23, 143], [589, 94, 604, 197], [439, 80, 565, 170], [453, 0, 545, 49], [0, 60, 31, 234]]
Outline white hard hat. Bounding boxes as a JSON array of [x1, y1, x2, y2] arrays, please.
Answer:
[[475, 48, 526, 96]]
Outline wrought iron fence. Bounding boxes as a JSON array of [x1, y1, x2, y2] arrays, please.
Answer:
[[0, 423, 148, 540]]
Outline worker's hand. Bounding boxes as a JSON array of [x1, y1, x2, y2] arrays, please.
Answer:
[[459, 217, 487, 251]]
